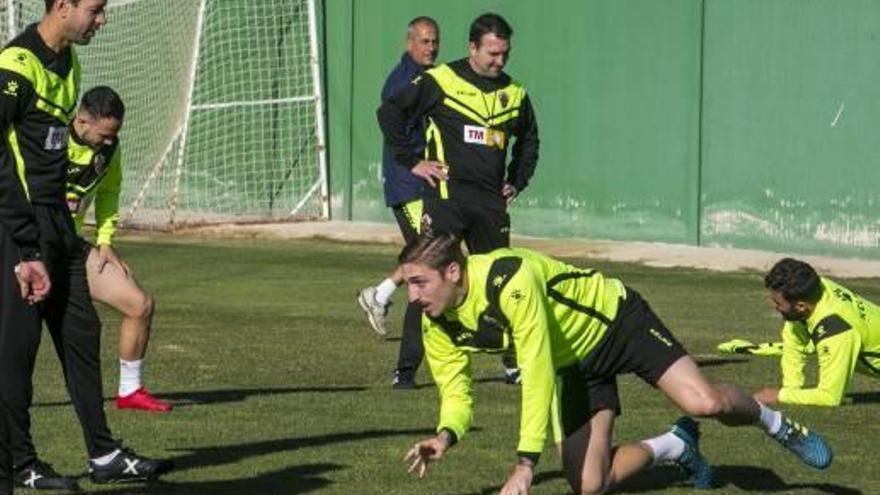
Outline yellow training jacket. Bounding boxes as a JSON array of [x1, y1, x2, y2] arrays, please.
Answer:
[[779, 277, 880, 406], [66, 133, 121, 245], [422, 247, 625, 456]]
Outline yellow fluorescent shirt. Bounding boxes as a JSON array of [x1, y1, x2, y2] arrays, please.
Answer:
[[66, 136, 122, 246], [422, 247, 625, 455], [778, 278, 880, 406]]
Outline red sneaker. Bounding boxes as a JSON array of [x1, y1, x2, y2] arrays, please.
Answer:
[[115, 388, 173, 412]]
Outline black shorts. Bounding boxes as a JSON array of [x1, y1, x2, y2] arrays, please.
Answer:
[[558, 289, 688, 437], [421, 197, 509, 254], [391, 199, 423, 245]]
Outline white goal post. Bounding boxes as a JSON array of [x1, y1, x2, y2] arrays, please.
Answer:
[[2, 0, 328, 228]]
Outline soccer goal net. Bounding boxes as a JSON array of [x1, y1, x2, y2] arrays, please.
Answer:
[[1, 0, 328, 228]]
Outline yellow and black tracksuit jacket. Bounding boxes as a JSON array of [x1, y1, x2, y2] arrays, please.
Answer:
[[0, 23, 79, 260], [423, 248, 625, 461], [66, 133, 122, 246], [377, 58, 539, 210], [778, 277, 880, 406]]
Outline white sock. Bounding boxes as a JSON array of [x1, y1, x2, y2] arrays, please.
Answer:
[[374, 278, 397, 306], [642, 431, 686, 466], [758, 402, 783, 435], [119, 359, 143, 397], [91, 449, 121, 466]]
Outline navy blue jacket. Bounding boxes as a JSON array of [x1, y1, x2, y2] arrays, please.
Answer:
[[381, 53, 428, 207]]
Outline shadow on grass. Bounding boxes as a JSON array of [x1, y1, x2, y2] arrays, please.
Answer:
[[616, 465, 861, 494], [33, 385, 367, 408], [449, 465, 861, 495], [713, 465, 861, 494], [446, 469, 565, 495], [90, 462, 340, 494], [695, 356, 750, 368], [91, 428, 447, 493], [847, 391, 880, 404], [400, 377, 514, 389], [167, 427, 438, 472]]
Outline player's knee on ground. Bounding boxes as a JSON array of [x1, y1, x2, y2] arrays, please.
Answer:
[[569, 458, 612, 495], [577, 472, 611, 495]]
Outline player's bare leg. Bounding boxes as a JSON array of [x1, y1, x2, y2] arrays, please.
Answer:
[[560, 409, 707, 493], [657, 355, 831, 469], [86, 248, 171, 412], [657, 355, 759, 424]]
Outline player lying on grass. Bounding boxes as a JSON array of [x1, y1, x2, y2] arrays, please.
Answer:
[[66, 86, 171, 412], [399, 232, 832, 494], [754, 258, 880, 407]]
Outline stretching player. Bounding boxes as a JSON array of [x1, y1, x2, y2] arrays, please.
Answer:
[[400, 233, 833, 494], [66, 86, 171, 412], [755, 257, 880, 407]]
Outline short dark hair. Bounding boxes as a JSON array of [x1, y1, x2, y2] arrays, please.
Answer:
[[398, 231, 465, 273], [407, 16, 438, 35], [469, 13, 512, 45], [765, 258, 823, 304], [45, 0, 79, 12], [80, 86, 125, 121]]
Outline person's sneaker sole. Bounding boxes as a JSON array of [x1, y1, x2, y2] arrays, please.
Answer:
[[356, 290, 388, 336]]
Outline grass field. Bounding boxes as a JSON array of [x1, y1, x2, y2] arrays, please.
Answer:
[[25, 235, 877, 494]]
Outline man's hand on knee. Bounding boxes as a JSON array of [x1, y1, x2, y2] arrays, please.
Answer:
[[96, 245, 130, 277]]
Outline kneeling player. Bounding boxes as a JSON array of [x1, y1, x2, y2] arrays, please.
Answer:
[[400, 233, 832, 494], [67, 86, 171, 412]]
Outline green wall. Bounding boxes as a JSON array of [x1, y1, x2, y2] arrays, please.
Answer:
[[700, 0, 880, 257], [325, 0, 880, 258]]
